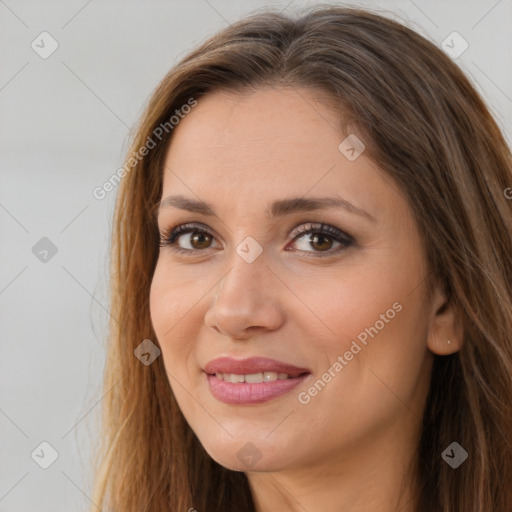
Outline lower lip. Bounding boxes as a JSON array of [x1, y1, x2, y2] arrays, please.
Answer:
[[205, 372, 310, 405]]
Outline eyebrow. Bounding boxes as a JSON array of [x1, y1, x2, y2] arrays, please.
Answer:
[[158, 194, 376, 222]]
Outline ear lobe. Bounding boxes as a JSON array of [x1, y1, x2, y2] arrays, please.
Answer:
[[426, 286, 464, 355]]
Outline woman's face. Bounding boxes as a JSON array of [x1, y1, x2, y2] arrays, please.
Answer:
[[150, 86, 441, 474]]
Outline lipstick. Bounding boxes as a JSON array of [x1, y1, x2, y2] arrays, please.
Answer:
[[204, 356, 311, 405]]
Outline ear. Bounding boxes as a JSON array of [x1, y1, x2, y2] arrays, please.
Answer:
[[426, 285, 464, 355]]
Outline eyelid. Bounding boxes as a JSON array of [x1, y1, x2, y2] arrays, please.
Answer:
[[159, 220, 354, 257], [289, 222, 354, 244], [161, 222, 222, 245]]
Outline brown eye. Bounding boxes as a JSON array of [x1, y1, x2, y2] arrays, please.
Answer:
[[188, 231, 213, 250], [159, 223, 220, 253], [159, 222, 353, 257], [289, 223, 353, 255], [307, 233, 334, 252]]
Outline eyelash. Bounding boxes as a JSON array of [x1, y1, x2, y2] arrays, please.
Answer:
[[158, 222, 354, 257]]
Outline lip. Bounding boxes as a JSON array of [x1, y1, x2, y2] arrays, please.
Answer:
[[203, 356, 311, 405], [204, 356, 310, 377]]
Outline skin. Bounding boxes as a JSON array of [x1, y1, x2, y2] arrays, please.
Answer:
[[149, 86, 463, 512]]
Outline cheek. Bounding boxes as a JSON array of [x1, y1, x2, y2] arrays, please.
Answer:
[[287, 264, 403, 352], [149, 263, 172, 339], [289, 254, 429, 397], [149, 262, 200, 365]]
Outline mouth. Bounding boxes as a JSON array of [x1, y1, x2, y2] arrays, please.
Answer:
[[203, 356, 312, 405]]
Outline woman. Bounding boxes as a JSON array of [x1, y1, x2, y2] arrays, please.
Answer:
[[91, 5, 512, 511]]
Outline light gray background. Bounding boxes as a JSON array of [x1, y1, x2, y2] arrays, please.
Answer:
[[1, 1, 511, 511]]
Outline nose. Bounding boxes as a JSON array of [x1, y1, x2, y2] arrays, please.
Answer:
[[204, 253, 285, 340]]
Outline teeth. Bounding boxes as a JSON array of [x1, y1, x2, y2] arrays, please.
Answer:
[[263, 371, 279, 382], [215, 372, 291, 382], [245, 372, 264, 383]]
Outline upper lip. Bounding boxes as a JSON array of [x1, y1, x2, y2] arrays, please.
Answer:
[[204, 356, 311, 377]]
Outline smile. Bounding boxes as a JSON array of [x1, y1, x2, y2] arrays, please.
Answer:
[[214, 371, 291, 382], [205, 372, 310, 404], [203, 356, 311, 404]]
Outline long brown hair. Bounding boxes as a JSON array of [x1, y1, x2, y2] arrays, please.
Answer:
[[90, 4, 512, 511]]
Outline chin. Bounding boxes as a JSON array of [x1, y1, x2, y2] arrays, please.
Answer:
[[196, 431, 291, 472]]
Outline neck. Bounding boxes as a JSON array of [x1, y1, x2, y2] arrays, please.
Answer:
[[246, 414, 422, 512]]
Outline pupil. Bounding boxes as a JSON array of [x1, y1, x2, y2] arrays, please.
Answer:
[[312, 234, 332, 251], [193, 232, 210, 248]]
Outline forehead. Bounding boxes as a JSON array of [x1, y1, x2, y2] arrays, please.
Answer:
[[160, 86, 404, 223], [166, 86, 343, 162]]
